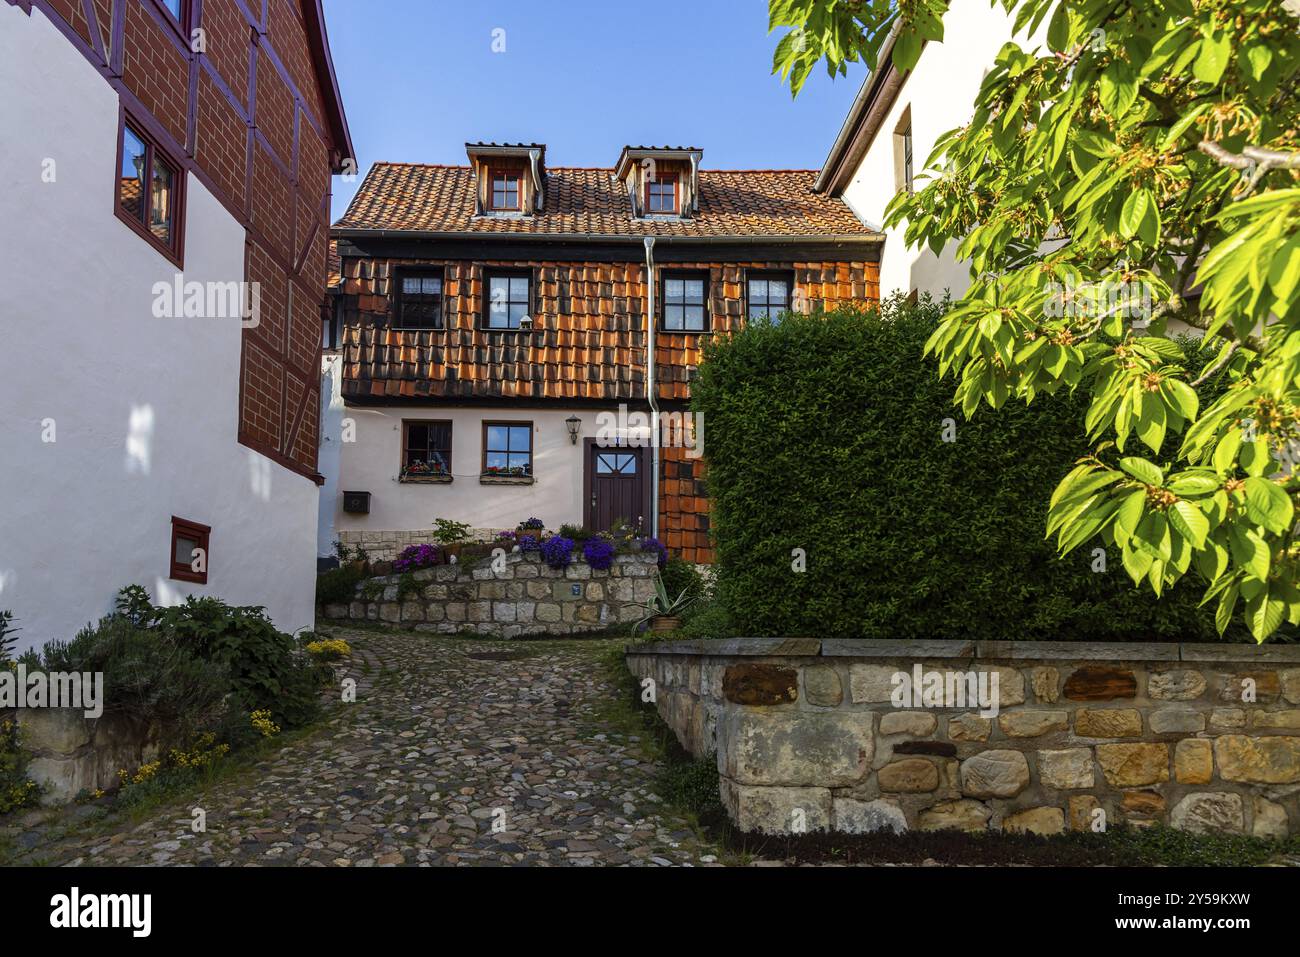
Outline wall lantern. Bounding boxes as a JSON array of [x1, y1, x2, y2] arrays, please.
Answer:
[[565, 415, 582, 444]]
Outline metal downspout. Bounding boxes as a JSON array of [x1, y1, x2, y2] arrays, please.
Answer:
[[644, 236, 659, 539]]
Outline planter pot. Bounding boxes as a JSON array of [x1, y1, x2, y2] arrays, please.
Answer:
[[650, 615, 681, 633], [440, 543, 464, 560]]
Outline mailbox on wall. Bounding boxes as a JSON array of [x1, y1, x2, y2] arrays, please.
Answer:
[[342, 490, 370, 514]]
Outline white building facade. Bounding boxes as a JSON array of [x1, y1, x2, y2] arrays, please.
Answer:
[[0, 1, 352, 650], [815, 0, 1046, 299]]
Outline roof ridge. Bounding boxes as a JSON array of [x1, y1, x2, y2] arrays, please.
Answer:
[[367, 161, 819, 174]]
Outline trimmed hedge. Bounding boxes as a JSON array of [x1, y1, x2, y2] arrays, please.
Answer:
[[692, 297, 1252, 643]]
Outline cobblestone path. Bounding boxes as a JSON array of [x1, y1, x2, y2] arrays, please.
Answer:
[[3, 628, 719, 867]]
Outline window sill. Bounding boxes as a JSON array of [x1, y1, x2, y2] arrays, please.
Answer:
[[480, 474, 535, 486], [401, 474, 453, 484]]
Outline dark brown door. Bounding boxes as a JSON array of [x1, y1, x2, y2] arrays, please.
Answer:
[[587, 445, 647, 532]]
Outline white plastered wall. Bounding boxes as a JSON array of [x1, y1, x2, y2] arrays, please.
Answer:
[[0, 5, 318, 650], [334, 406, 643, 537], [840, 0, 1047, 300]]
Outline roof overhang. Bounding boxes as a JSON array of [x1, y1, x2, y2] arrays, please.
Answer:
[[614, 147, 704, 180], [813, 26, 908, 196], [332, 227, 883, 245], [301, 0, 354, 172]]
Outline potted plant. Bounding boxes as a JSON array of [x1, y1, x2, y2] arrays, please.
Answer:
[[402, 459, 448, 482], [631, 572, 696, 635], [431, 517, 473, 560]]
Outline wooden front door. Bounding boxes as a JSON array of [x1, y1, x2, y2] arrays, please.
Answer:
[[586, 444, 648, 532]]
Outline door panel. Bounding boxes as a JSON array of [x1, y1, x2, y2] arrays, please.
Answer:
[[587, 446, 646, 532]]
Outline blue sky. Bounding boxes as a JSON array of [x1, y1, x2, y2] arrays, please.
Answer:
[[322, 0, 868, 220]]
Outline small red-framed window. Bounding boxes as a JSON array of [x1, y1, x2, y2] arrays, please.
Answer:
[[170, 516, 210, 584], [489, 168, 522, 211], [116, 113, 185, 266], [646, 172, 679, 214]]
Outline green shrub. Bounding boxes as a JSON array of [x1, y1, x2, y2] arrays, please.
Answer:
[[660, 557, 706, 605], [692, 296, 1255, 643], [316, 563, 365, 604], [676, 600, 735, 641], [31, 614, 229, 740], [0, 718, 40, 814], [149, 596, 324, 729]]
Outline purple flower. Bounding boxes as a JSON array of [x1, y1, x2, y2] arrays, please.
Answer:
[[639, 536, 668, 569], [518, 534, 541, 552], [394, 543, 441, 571], [520, 516, 545, 529], [541, 535, 574, 569], [583, 537, 616, 570]]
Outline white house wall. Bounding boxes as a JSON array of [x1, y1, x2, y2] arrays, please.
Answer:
[[840, 0, 1046, 299], [334, 406, 636, 539], [0, 5, 317, 651]]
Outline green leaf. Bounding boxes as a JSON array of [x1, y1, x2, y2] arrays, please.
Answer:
[[1112, 489, 1146, 544], [1243, 477, 1293, 535], [1121, 542, 1153, 582], [1215, 580, 1239, 634], [1247, 588, 1286, 643], [1120, 189, 1150, 240], [1120, 457, 1163, 486], [1213, 430, 1243, 476], [1046, 2, 1071, 52], [894, 30, 923, 72], [1193, 30, 1230, 86], [1168, 500, 1209, 549], [1099, 61, 1138, 117]]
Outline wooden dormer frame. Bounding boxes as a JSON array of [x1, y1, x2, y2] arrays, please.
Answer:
[[467, 144, 546, 216], [615, 147, 702, 219]]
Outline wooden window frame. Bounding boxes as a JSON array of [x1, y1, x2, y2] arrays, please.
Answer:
[[744, 269, 796, 322], [394, 267, 448, 330], [115, 109, 186, 267], [488, 167, 523, 212], [893, 106, 914, 196], [645, 171, 679, 214], [481, 267, 535, 331], [481, 420, 534, 477], [150, 0, 194, 40], [401, 419, 453, 477], [660, 270, 710, 333], [169, 516, 210, 585]]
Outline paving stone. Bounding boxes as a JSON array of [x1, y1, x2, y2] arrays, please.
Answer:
[[11, 629, 715, 868]]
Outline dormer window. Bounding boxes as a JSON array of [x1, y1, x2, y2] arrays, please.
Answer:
[[467, 143, 546, 216], [614, 146, 703, 220], [646, 172, 678, 214], [490, 168, 522, 211]]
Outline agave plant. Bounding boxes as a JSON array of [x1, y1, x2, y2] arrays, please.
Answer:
[[630, 572, 696, 636]]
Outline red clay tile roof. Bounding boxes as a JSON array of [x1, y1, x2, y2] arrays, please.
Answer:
[[334, 163, 876, 238], [327, 238, 341, 290]]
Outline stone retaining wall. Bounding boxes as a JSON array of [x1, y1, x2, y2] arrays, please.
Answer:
[[10, 709, 160, 805], [321, 550, 659, 637], [625, 638, 1300, 837]]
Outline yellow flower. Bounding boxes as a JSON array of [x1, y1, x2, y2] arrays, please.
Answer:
[[250, 709, 281, 738], [305, 638, 351, 661]]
